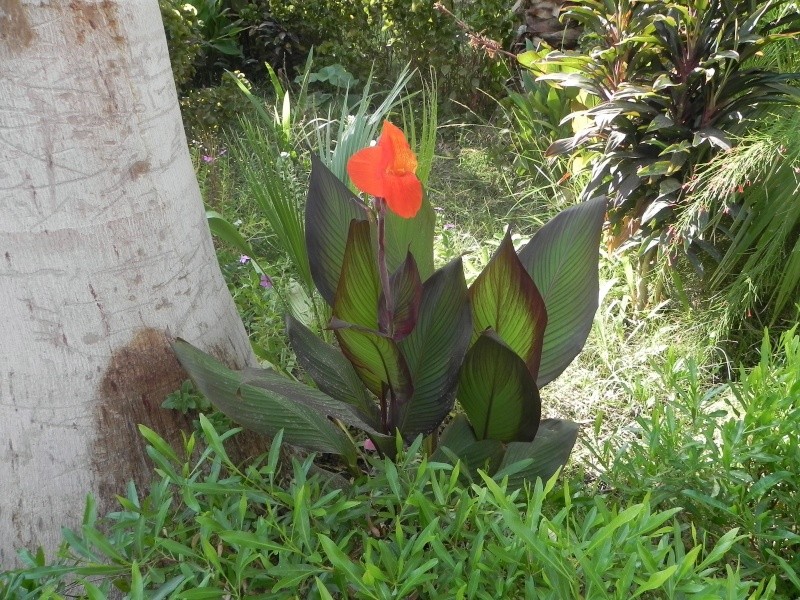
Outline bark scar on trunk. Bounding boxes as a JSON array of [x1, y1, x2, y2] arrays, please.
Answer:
[[0, 0, 35, 49], [92, 328, 264, 514], [93, 327, 190, 512], [69, 0, 124, 46]]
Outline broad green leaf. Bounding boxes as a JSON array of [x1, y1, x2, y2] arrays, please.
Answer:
[[306, 155, 369, 305], [330, 321, 413, 426], [334, 220, 380, 329], [172, 339, 365, 461], [384, 195, 436, 281], [495, 419, 579, 488], [434, 414, 504, 476], [286, 314, 378, 425], [518, 196, 606, 387], [398, 258, 472, 438], [457, 332, 541, 443], [470, 230, 547, 378], [379, 251, 422, 340]]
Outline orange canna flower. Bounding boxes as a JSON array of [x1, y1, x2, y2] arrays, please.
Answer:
[[346, 121, 423, 218]]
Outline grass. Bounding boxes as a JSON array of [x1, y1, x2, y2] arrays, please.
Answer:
[[0, 418, 775, 598], [586, 327, 800, 596]]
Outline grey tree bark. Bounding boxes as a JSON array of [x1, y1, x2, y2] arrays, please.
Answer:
[[0, 0, 255, 566]]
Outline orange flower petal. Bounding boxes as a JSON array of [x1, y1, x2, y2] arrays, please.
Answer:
[[347, 120, 423, 218], [379, 121, 418, 175], [383, 172, 423, 219], [346, 145, 388, 197]]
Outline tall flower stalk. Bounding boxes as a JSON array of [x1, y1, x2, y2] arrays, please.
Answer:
[[375, 197, 393, 336], [347, 120, 424, 340]]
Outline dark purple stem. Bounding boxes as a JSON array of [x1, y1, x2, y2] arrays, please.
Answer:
[[379, 385, 388, 433], [376, 197, 394, 335], [375, 197, 394, 434]]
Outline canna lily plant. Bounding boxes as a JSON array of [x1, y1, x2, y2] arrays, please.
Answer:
[[173, 120, 605, 485]]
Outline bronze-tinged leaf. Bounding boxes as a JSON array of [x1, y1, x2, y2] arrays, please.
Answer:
[[172, 339, 371, 461], [333, 220, 380, 330], [330, 319, 413, 419], [306, 155, 368, 305], [398, 258, 472, 439], [518, 197, 606, 387], [286, 314, 378, 426], [378, 251, 422, 341], [469, 229, 547, 379]]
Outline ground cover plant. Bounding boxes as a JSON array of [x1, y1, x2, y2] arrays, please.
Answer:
[[0, 418, 776, 598], [587, 327, 800, 597]]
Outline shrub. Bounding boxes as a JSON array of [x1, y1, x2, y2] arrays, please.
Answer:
[[179, 71, 253, 139], [266, 0, 516, 113], [235, 1, 303, 75], [688, 106, 800, 337], [591, 327, 800, 597], [159, 0, 285, 136], [536, 0, 800, 303], [0, 421, 769, 598], [159, 0, 205, 90]]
